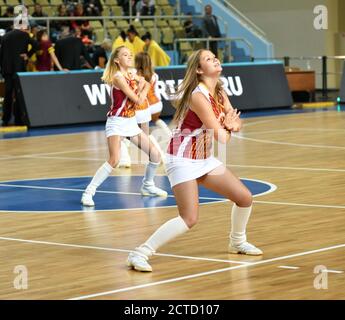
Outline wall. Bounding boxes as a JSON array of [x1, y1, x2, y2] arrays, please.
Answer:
[[229, 0, 342, 89]]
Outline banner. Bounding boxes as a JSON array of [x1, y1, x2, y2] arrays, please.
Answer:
[[17, 61, 292, 127]]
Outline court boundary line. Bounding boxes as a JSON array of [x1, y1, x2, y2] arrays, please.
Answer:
[[68, 242, 345, 300], [0, 236, 250, 265], [233, 134, 345, 150]]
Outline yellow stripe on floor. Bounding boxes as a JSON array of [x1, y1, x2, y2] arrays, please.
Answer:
[[301, 102, 335, 108], [0, 126, 28, 133]]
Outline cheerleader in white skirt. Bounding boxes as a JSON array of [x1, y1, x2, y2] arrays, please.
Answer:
[[81, 46, 167, 207], [127, 49, 263, 272]]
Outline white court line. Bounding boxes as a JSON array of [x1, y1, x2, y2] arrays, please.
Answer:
[[243, 128, 345, 135], [0, 146, 108, 161], [233, 134, 345, 150], [228, 164, 345, 173], [322, 269, 344, 274], [278, 266, 300, 270], [0, 236, 249, 265], [254, 200, 345, 210], [69, 242, 345, 300]]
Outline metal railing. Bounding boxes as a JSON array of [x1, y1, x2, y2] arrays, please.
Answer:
[[173, 37, 253, 63], [254, 55, 345, 98], [0, 14, 204, 43]]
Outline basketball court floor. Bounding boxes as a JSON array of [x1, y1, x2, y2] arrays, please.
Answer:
[[0, 106, 344, 299]]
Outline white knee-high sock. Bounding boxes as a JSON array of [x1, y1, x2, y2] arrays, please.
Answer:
[[85, 161, 113, 195], [135, 216, 189, 258], [155, 119, 172, 137], [230, 204, 252, 245], [143, 161, 159, 185]]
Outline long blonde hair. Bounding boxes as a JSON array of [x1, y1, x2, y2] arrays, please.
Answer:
[[172, 49, 223, 123], [135, 52, 154, 82], [101, 46, 126, 84]]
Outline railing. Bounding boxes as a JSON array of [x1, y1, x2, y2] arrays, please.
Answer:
[[173, 37, 253, 63], [254, 55, 345, 98], [219, 0, 267, 38], [0, 14, 204, 43]]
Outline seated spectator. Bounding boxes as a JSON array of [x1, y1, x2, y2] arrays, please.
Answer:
[[121, 0, 137, 17], [51, 4, 72, 32], [84, 0, 103, 16], [93, 38, 112, 69], [127, 25, 145, 55], [54, 26, 94, 70], [0, 6, 14, 32], [183, 13, 203, 38], [36, 29, 67, 72], [135, 0, 155, 20], [142, 32, 170, 66], [71, 3, 92, 39], [32, 4, 48, 27]]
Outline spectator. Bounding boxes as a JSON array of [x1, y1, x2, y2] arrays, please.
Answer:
[[84, 0, 103, 16], [127, 25, 145, 55], [36, 29, 67, 72], [184, 13, 203, 38], [54, 26, 94, 70], [0, 6, 14, 32], [71, 3, 92, 39], [202, 4, 221, 57], [121, 0, 137, 17], [142, 32, 170, 66], [32, 4, 48, 27], [26, 22, 40, 72], [112, 30, 126, 50], [93, 38, 112, 69], [51, 4, 72, 33], [135, 0, 155, 20], [0, 25, 38, 126]]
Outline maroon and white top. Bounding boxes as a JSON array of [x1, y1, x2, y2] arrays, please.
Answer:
[[107, 71, 137, 118], [167, 84, 226, 160]]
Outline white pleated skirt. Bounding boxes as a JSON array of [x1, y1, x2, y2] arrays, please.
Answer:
[[105, 116, 142, 138], [165, 154, 223, 188], [149, 101, 163, 114], [135, 108, 152, 124]]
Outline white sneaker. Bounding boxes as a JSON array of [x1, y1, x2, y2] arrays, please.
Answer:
[[141, 183, 168, 197], [81, 192, 95, 207], [228, 241, 263, 256], [127, 252, 152, 272], [118, 159, 131, 168], [119, 140, 131, 168]]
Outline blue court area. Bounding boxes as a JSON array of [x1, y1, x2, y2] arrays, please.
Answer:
[[0, 176, 275, 212]]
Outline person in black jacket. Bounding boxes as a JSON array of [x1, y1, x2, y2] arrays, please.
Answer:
[[202, 4, 221, 57], [54, 27, 94, 70], [0, 26, 38, 126]]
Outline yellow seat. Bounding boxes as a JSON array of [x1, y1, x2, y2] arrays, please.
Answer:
[[116, 20, 129, 30], [89, 20, 103, 29], [111, 6, 123, 16], [161, 27, 174, 45], [157, 20, 168, 28], [142, 20, 154, 28]]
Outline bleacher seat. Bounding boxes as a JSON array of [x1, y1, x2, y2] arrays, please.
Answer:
[[116, 20, 129, 30], [89, 20, 103, 29], [111, 6, 122, 16]]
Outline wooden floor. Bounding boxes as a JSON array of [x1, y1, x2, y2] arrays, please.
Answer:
[[0, 109, 345, 300]]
